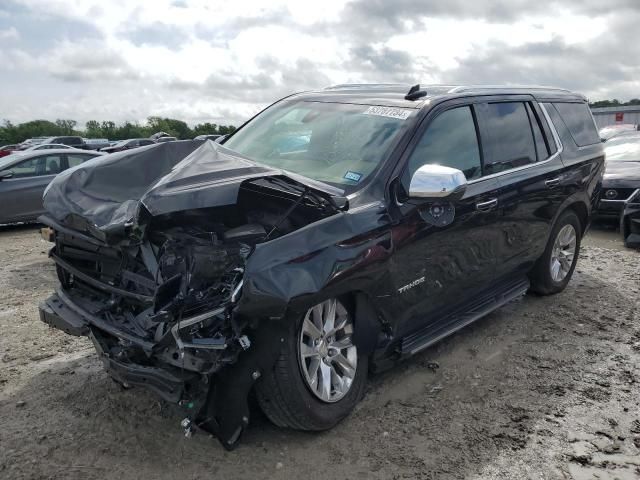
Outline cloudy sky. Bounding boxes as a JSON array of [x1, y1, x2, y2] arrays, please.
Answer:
[[1, 0, 639, 128]]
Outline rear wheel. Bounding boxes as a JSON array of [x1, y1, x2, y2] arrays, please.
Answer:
[[529, 210, 581, 295], [255, 298, 368, 430]]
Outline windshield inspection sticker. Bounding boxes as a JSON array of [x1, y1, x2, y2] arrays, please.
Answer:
[[362, 105, 412, 120], [344, 171, 363, 183]]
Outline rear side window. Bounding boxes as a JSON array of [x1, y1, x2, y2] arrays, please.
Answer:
[[552, 102, 599, 147], [483, 102, 537, 175], [406, 106, 482, 181], [66, 154, 94, 168]]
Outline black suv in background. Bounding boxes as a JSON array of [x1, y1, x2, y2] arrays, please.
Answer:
[[38, 84, 603, 449]]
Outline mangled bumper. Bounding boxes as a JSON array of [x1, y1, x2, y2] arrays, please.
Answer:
[[40, 290, 192, 403], [39, 289, 285, 450]]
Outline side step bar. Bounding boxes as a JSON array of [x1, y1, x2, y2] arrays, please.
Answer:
[[399, 277, 530, 356]]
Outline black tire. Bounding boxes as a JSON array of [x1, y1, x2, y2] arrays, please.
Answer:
[[255, 300, 368, 431], [529, 210, 582, 295]]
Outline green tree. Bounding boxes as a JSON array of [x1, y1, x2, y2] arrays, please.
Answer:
[[1, 117, 237, 146], [100, 121, 116, 139], [85, 120, 102, 138], [55, 119, 77, 134], [192, 122, 218, 137], [146, 117, 193, 139]]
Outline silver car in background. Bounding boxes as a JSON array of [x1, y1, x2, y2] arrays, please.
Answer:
[[0, 149, 104, 224]]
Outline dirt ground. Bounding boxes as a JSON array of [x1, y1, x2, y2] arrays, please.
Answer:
[[0, 223, 638, 480]]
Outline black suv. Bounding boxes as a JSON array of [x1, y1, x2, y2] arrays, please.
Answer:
[[38, 84, 603, 449]]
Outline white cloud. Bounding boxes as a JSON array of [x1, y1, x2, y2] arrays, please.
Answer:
[[0, 0, 639, 128], [0, 26, 19, 40]]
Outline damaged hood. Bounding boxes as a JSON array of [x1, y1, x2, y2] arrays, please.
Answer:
[[43, 140, 344, 239]]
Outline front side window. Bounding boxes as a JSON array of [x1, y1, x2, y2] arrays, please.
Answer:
[[223, 101, 412, 192], [405, 106, 482, 182], [483, 102, 537, 175], [8, 155, 62, 178]]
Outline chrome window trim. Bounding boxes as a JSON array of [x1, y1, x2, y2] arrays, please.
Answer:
[[468, 103, 564, 185]]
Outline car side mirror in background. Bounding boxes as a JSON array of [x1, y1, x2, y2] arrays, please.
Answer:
[[409, 164, 467, 201], [0, 170, 14, 180]]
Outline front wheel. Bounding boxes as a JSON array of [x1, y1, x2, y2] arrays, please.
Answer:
[[529, 210, 582, 295], [255, 298, 368, 430]]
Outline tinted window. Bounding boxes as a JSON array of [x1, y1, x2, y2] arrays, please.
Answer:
[[9, 155, 62, 178], [406, 106, 482, 181], [484, 102, 537, 175], [66, 154, 94, 168], [139, 140, 154, 146], [552, 102, 599, 147], [526, 103, 550, 161]]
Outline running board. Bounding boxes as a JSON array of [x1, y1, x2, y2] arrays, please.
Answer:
[[399, 277, 530, 356]]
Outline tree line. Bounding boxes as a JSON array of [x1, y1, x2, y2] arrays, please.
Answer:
[[0, 117, 237, 145], [590, 99, 640, 108]]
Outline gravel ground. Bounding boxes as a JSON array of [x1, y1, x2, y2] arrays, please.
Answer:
[[0, 223, 638, 480]]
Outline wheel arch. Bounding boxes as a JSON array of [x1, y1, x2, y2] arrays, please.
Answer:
[[565, 200, 589, 235]]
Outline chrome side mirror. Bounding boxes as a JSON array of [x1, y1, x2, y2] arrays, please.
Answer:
[[409, 164, 467, 200], [0, 170, 13, 180]]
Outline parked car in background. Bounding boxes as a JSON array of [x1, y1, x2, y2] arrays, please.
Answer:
[[594, 136, 640, 247], [23, 143, 75, 151], [0, 149, 104, 224], [0, 145, 19, 158], [38, 136, 87, 149], [155, 136, 177, 143], [38, 84, 603, 449], [599, 124, 639, 141], [17, 137, 49, 150], [99, 138, 156, 153], [194, 134, 222, 141], [83, 138, 111, 151]]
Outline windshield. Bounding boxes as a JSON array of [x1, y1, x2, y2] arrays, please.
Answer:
[[605, 139, 640, 162], [224, 101, 412, 191]]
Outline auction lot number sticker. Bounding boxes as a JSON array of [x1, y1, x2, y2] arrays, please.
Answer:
[[362, 106, 412, 120]]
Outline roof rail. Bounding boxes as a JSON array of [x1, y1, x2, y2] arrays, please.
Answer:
[[448, 85, 574, 94], [324, 83, 407, 90]]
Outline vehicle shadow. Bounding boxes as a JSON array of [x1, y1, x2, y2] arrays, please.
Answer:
[[0, 269, 634, 479]]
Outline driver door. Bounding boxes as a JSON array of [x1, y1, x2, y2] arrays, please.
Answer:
[[387, 102, 502, 338]]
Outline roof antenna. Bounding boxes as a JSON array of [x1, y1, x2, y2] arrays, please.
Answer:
[[405, 84, 427, 101]]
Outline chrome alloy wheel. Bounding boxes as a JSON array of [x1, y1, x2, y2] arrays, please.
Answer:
[[298, 299, 357, 403], [550, 224, 577, 282]]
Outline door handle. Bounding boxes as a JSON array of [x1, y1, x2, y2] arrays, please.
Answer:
[[545, 177, 561, 188], [476, 198, 498, 211]]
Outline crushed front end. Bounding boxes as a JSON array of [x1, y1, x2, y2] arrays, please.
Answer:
[[39, 213, 274, 448]]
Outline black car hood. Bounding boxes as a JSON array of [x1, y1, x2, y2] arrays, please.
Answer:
[[43, 140, 344, 242], [603, 160, 640, 187]]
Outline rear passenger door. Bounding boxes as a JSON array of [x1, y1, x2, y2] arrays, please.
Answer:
[[476, 97, 566, 279]]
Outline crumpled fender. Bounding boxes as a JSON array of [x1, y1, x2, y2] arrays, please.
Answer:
[[236, 202, 395, 323]]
